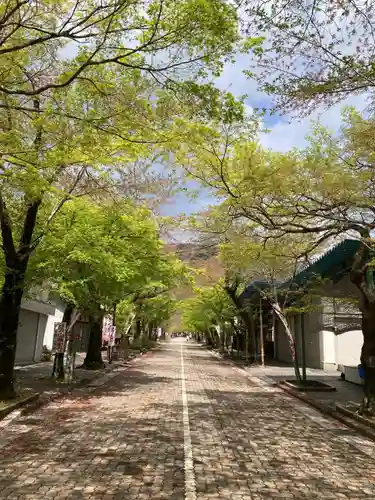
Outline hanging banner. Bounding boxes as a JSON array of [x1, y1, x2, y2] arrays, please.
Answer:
[[52, 322, 67, 354], [108, 326, 116, 347], [102, 315, 112, 344]]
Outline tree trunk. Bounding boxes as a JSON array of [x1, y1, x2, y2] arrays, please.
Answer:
[[249, 306, 255, 363], [272, 302, 302, 383], [206, 330, 214, 346], [358, 306, 375, 415], [52, 303, 74, 381], [107, 303, 116, 365], [350, 239, 375, 415], [224, 286, 255, 361], [245, 321, 249, 365], [83, 312, 105, 369], [218, 325, 225, 353], [0, 261, 28, 398], [0, 198, 41, 399], [65, 309, 81, 383], [133, 318, 141, 340]]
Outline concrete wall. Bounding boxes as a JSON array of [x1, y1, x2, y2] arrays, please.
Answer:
[[302, 309, 323, 369], [335, 329, 362, 371], [320, 330, 336, 370], [274, 317, 290, 364], [320, 276, 362, 370], [318, 274, 360, 299], [43, 297, 66, 350], [274, 308, 340, 370], [34, 313, 47, 361], [16, 298, 58, 364], [273, 271, 364, 371], [16, 309, 41, 363]]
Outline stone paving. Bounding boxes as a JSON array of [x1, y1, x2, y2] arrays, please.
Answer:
[[14, 352, 117, 398], [1, 341, 375, 499], [240, 360, 364, 410]]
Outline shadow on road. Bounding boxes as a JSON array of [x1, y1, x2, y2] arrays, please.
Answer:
[[0, 343, 374, 499]]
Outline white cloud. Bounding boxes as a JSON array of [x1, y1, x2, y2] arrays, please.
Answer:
[[213, 47, 371, 153], [215, 52, 266, 106], [163, 46, 372, 215], [260, 94, 369, 152]]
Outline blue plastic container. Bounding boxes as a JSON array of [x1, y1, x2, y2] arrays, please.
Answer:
[[358, 364, 364, 379]]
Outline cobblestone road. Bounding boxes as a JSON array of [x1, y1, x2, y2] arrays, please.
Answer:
[[1, 341, 375, 499]]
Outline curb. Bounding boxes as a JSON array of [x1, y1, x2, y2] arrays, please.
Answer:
[[0, 353, 145, 427], [209, 349, 249, 373], [277, 378, 375, 443], [207, 347, 375, 443], [0, 392, 39, 422], [336, 403, 375, 431], [282, 380, 336, 392]]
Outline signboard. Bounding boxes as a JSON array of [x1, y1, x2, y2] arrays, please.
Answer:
[[102, 316, 112, 344], [52, 322, 67, 354], [108, 326, 116, 347]]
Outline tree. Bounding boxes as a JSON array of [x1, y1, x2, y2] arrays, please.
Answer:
[[0, 0, 244, 397], [0, 0, 239, 97], [136, 294, 177, 340], [182, 108, 375, 414], [220, 235, 321, 381], [129, 250, 191, 339], [240, 0, 375, 113], [116, 299, 136, 337], [30, 197, 165, 371], [182, 284, 236, 351]]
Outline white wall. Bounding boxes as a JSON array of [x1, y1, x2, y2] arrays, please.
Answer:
[[16, 309, 40, 363], [335, 330, 362, 371], [43, 298, 66, 350], [302, 309, 323, 369], [34, 314, 47, 361], [320, 330, 336, 369]]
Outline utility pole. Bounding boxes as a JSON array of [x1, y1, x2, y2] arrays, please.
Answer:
[[259, 297, 265, 367], [108, 303, 116, 364], [301, 313, 307, 381]]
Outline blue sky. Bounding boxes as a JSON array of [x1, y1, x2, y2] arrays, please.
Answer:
[[161, 50, 369, 221]]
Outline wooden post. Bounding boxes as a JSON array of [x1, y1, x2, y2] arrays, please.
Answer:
[[249, 305, 255, 364], [245, 311, 249, 365], [259, 297, 265, 367], [108, 303, 116, 364], [301, 313, 307, 381]]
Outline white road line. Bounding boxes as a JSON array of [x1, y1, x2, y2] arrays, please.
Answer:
[[180, 345, 197, 500]]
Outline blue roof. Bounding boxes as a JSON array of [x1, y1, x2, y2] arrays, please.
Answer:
[[289, 239, 360, 287], [240, 239, 361, 301]]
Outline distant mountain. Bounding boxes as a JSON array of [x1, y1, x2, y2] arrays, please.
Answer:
[[165, 242, 218, 262]]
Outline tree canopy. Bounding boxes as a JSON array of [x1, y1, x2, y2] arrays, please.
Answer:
[[29, 197, 185, 316], [241, 0, 375, 113], [182, 284, 235, 335], [1, 0, 239, 96]]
